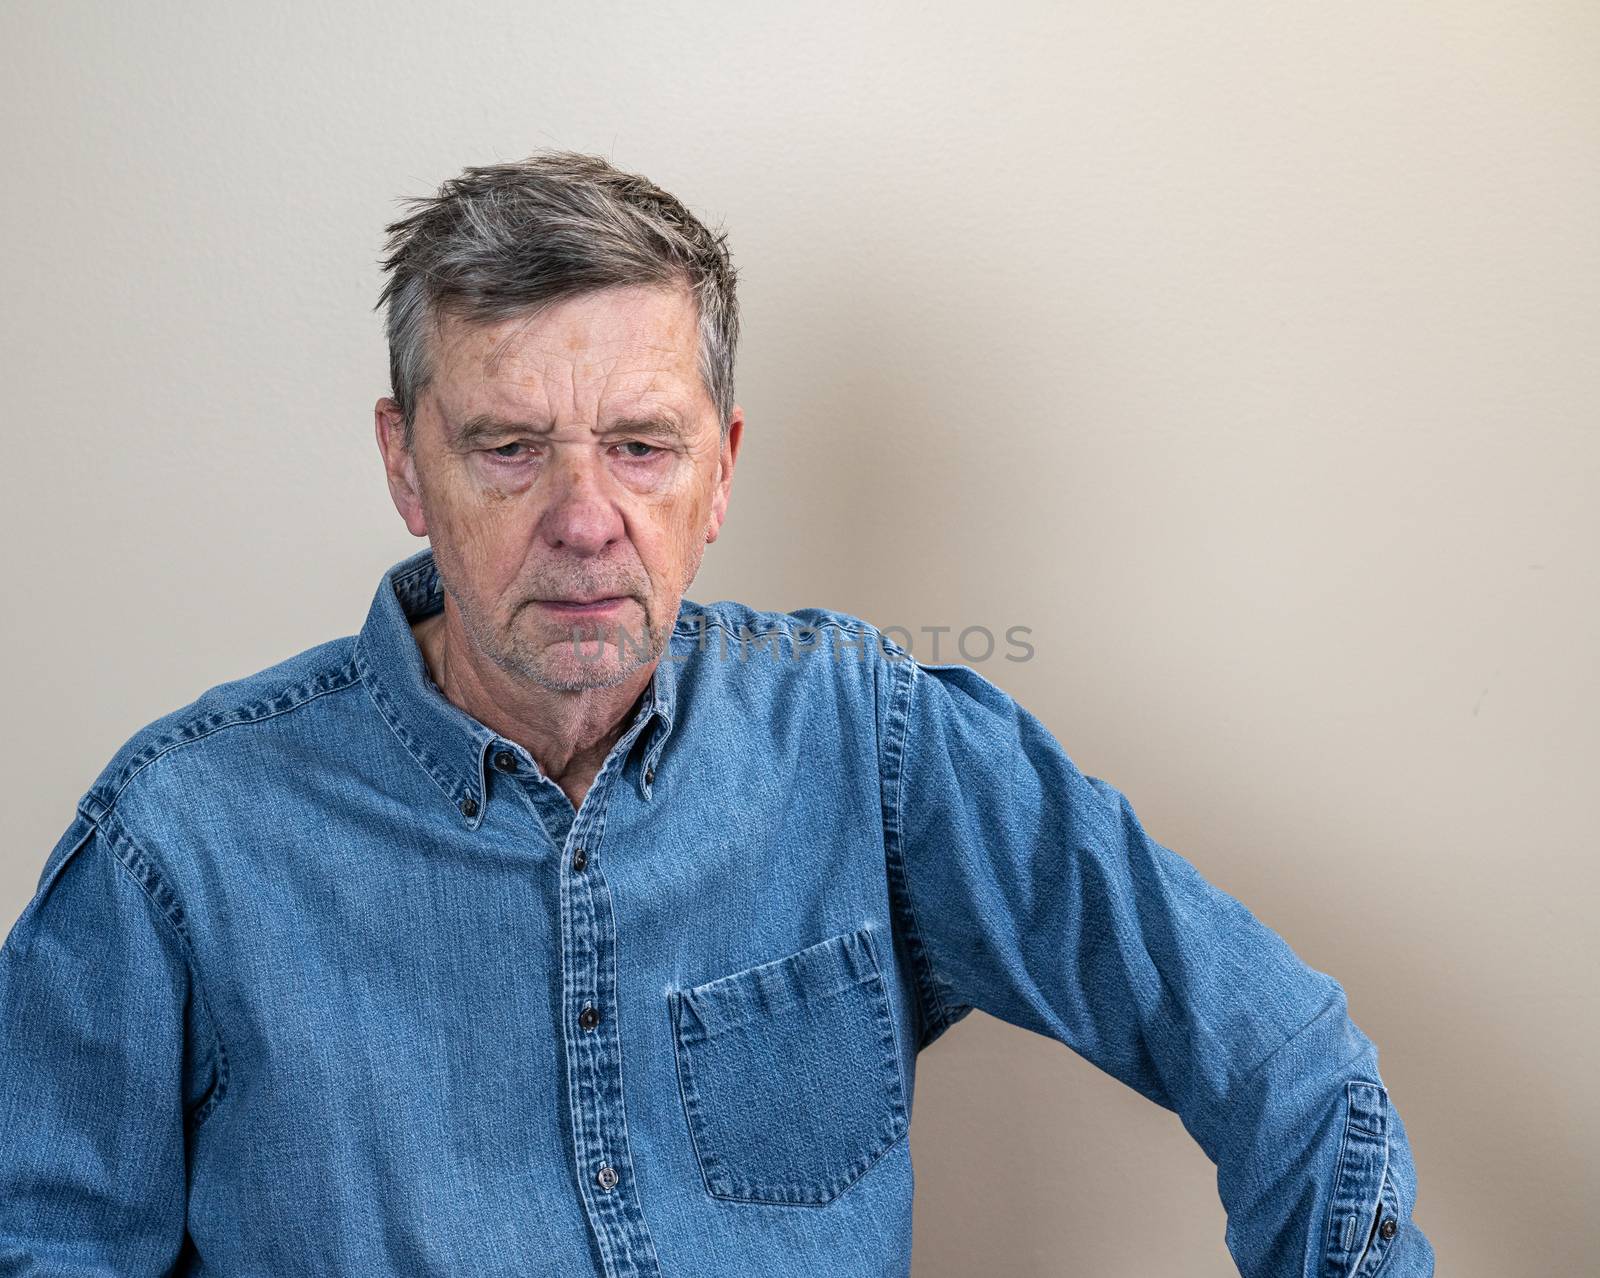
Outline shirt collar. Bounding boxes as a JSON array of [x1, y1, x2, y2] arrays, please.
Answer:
[[352, 545, 680, 827]]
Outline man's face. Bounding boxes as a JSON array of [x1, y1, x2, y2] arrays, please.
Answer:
[[376, 283, 741, 692]]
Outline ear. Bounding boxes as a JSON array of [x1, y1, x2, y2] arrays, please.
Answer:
[[375, 397, 429, 538], [704, 405, 744, 544]]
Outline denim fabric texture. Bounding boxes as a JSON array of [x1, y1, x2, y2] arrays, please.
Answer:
[[0, 545, 1434, 1276]]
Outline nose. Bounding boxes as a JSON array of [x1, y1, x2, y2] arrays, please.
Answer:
[[536, 445, 625, 556]]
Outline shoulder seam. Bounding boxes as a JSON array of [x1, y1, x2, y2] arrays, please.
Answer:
[[881, 655, 971, 1048], [675, 596, 884, 637], [92, 808, 232, 1132], [678, 613, 882, 641], [87, 656, 363, 820], [676, 613, 888, 667]]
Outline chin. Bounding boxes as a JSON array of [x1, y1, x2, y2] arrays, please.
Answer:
[[528, 643, 651, 693]]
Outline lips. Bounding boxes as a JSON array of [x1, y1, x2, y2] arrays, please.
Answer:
[[532, 595, 632, 616]]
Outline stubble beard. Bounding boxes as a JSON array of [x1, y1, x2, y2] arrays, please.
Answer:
[[464, 593, 668, 693]]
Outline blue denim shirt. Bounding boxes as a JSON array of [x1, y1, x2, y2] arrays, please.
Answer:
[[0, 546, 1433, 1277]]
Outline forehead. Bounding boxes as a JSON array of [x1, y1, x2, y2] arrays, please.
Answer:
[[429, 284, 706, 417]]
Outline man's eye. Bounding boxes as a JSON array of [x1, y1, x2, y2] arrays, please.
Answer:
[[490, 442, 529, 460], [618, 441, 659, 460]]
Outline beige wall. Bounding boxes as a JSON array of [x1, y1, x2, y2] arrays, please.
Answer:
[[3, 2, 1595, 1273]]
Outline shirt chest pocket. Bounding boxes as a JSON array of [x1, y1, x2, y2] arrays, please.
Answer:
[[667, 924, 909, 1206]]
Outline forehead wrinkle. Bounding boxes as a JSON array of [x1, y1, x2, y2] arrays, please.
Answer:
[[465, 294, 702, 429], [480, 310, 546, 381]]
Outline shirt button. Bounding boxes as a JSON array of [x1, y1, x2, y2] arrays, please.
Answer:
[[596, 1165, 618, 1191], [579, 1005, 600, 1030], [492, 749, 517, 773], [572, 846, 587, 872], [459, 795, 479, 819], [1379, 1218, 1397, 1241], [644, 766, 655, 785]]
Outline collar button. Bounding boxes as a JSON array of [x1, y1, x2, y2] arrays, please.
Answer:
[[492, 750, 517, 773], [459, 795, 479, 819]]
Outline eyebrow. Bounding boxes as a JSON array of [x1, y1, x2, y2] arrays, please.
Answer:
[[452, 412, 690, 448]]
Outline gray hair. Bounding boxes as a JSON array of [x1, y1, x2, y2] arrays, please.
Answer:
[[375, 150, 740, 450]]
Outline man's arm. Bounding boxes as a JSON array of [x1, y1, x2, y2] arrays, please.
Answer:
[[0, 808, 218, 1276], [881, 654, 1434, 1278]]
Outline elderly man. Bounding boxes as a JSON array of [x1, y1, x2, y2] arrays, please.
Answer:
[[0, 152, 1433, 1277]]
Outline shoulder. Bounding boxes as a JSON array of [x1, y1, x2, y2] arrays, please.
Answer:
[[667, 598, 926, 753], [670, 597, 911, 683], [78, 634, 365, 824], [675, 597, 892, 648]]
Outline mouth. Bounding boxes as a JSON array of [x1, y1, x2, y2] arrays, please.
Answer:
[[533, 596, 630, 617]]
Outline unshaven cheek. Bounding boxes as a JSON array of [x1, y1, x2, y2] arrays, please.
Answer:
[[422, 474, 536, 607]]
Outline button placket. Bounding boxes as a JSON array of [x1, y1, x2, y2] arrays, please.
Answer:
[[554, 741, 661, 1275]]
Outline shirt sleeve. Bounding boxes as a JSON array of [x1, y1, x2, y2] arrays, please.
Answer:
[[882, 655, 1435, 1278], [0, 808, 220, 1276]]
